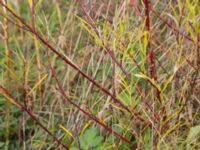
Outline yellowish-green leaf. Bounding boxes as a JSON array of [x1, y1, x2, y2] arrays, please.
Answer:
[[0, 89, 21, 108], [59, 125, 74, 139], [162, 109, 181, 127], [186, 23, 196, 43], [177, 0, 183, 13], [158, 123, 180, 150], [29, 0, 43, 8], [161, 75, 174, 93], [112, 104, 127, 112], [169, 48, 176, 63], [143, 31, 148, 54], [80, 120, 92, 136], [76, 15, 101, 46], [0, 62, 18, 81], [5, 3, 16, 13], [28, 74, 48, 95], [166, 12, 178, 26], [28, 0, 32, 8], [36, 0, 43, 8], [134, 73, 161, 91]]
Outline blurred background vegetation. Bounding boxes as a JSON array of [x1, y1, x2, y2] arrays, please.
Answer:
[[0, 0, 200, 149]]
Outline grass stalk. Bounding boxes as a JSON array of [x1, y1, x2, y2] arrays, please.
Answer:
[[46, 49, 136, 147], [31, 0, 43, 109], [0, 85, 69, 149], [130, 0, 142, 17], [144, 0, 160, 148], [0, 1, 132, 113], [2, 0, 11, 141], [150, 7, 194, 43], [78, 0, 161, 123], [1, 1, 198, 149], [78, 0, 130, 79], [144, 0, 157, 81]]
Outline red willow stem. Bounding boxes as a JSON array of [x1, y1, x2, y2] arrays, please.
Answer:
[[144, 0, 150, 31], [31, 0, 43, 108], [46, 50, 135, 147], [144, 0, 157, 81], [23, 61, 28, 108], [118, 43, 160, 122], [150, 8, 194, 43], [0, 85, 69, 150], [144, 0, 164, 108], [78, 0, 130, 79], [0, 1, 160, 143], [0, 2, 131, 113], [186, 59, 198, 71], [78, 0, 161, 122], [0, 12, 30, 31], [129, 0, 196, 45], [134, 3, 198, 74], [0, 0, 159, 130], [138, 1, 197, 47], [127, 53, 160, 122], [0, 2, 148, 136], [144, 0, 164, 139]]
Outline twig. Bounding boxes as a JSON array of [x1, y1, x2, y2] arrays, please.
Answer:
[[78, 0, 161, 122], [31, 0, 43, 108], [150, 8, 194, 43], [144, 0, 157, 81], [78, 0, 130, 79], [46, 49, 135, 147], [0, 85, 69, 150], [2, 0, 11, 140], [0, 1, 131, 113]]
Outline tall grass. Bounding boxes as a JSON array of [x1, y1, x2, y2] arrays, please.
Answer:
[[0, 0, 199, 149]]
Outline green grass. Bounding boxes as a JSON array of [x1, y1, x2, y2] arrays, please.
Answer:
[[0, 0, 200, 149]]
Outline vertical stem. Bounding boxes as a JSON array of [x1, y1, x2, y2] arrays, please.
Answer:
[[144, 0, 150, 97], [144, 0, 157, 81], [55, 0, 63, 34], [31, 0, 42, 108], [0, 85, 69, 149], [197, 33, 200, 69], [144, 1, 158, 149], [2, 0, 10, 141], [22, 112, 26, 150], [144, 0, 150, 31], [112, 60, 116, 97], [72, 112, 82, 150]]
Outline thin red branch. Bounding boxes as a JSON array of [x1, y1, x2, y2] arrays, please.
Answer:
[[0, 1, 131, 113], [150, 8, 194, 43], [0, 85, 69, 150], [144, 0, 150, 32], [78, 0, 130, 79], [0, 12, 30, 31], [78, 0, 161, 122], [46, 50, 135, 147], [0, 0, 160, 132], [144, 0, 157, 81]]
